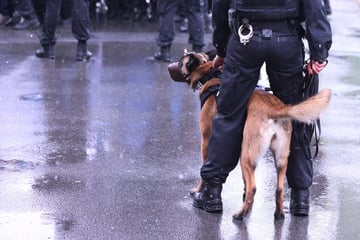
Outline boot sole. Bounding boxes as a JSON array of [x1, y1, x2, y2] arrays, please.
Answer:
[[35, 54, 55, 60], [193, 201, 223, 213]]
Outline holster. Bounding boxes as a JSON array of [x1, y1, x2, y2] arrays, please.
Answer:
[[228, 8, 240, 35]]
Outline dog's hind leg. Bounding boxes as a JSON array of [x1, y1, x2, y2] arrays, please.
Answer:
[[233, 122, 264, 220], [233, 156, 257, 220], [271, 122, 292, 219]]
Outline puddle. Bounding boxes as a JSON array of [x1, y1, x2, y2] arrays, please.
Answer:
[[32, 174, 84, 191], [0, 211, 75, 240], [19, 93, 47, 101], [343, 55, 360, 86], [0, 159, 37, 171], [344, 90, 360, 97], [349, 27, 360, 38]]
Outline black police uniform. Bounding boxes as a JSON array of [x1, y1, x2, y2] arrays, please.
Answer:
[[40, 0, 90, 46], [196, 0, 332, 215], [36, 0, 91, 61], [154, 0, 205, 61]]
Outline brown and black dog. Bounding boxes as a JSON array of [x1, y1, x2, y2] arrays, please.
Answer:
[[168, 52, 331, 220]]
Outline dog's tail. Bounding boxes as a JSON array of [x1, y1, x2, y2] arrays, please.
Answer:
[[275, 88, 332, 123]]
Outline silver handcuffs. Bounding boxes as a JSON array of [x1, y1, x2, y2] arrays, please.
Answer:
[[238, 20, 253, 45]]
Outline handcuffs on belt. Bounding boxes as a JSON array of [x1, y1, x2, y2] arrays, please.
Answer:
[[238, 18, 253, 45]]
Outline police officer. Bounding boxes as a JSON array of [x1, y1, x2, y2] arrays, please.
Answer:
[[35, 0, 92, 61], [193, 0, 332, 217], [153, 0, 206, 62]]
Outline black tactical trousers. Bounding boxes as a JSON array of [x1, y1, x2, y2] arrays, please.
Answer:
[[40, 0, 90, 46], [201, 31, 314, 190], [156, 0, 205, 48]]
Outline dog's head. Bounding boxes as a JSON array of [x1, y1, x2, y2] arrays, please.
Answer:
[[178, 52, 209, 79], [168, 51, 214, 89]]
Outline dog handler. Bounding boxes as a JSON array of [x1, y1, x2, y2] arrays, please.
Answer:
[[193, 0, 332, 217]]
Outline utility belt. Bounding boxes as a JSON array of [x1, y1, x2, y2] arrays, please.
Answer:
[[228, 9, 302, 45]]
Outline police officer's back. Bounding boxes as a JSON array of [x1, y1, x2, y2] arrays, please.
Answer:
[[193, 0, 332, 218]]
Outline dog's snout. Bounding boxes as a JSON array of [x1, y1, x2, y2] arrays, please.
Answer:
[[168, 62, 187, 82]]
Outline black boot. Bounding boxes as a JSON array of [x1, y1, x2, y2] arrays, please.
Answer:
[[193, 180, 223, 212], [76, 43, 92, 61], [13, 17, 40, 30], [35, 45, 55, 59], [290, 189, 310, 216], [154, 46, 171, 62]]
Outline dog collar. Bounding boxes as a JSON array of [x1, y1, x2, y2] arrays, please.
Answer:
[[194, 67, 222, 91]]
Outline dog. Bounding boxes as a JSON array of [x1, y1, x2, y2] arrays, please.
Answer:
[[168, 51, 331, 220]]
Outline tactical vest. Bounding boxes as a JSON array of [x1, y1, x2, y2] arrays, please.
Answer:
[[230, 0, 301, 20]]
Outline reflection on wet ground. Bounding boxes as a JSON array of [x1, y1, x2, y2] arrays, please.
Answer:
[[0, 159, 37, 171], [1, 0, 360, 239]]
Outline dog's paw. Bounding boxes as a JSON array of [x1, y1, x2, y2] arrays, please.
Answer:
[[190, 187, 200, 195], [232, 211, 246, 221], [274, 211, 285, 220]]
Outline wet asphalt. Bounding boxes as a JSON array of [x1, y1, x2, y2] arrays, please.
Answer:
[[0, 0, 360, 239]]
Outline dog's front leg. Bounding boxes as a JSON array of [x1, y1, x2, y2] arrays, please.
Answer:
[[190, 135, 208, 194], [190, 179, 204, 194]]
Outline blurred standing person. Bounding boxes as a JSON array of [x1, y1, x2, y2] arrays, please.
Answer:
[[0, 0, 15, 26], [12, 0, 40, 30], [152, 0, 205, 62], [35, 0, 92, 61]]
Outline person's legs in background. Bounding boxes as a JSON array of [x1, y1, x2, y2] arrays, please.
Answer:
[[13, 0, 40, 30], [153, 0, 180, 62], [72, 0, 92, 61]]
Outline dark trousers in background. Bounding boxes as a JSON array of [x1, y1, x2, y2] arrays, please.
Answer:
[[156, 0, 205, 48], [39, 0, 90, 46], [13, 0, 37, 20]]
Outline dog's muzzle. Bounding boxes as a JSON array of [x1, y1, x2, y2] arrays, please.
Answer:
[[168, 62, 188, 83]]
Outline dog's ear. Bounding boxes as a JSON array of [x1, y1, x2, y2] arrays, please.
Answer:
[[185, 53, 201, 74], [205, 48, 217, 61], [168, 62, 187, 82]]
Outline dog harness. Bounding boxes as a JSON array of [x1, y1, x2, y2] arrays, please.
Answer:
[[198, 67, 222, 109]]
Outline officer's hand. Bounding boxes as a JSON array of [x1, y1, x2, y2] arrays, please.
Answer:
[[307, 60, 328, 75], [213, 55, 224, 70]]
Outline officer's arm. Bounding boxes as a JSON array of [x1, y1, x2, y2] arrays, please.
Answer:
[[302, 0, 332, 63], [212, 0, 231, 58]]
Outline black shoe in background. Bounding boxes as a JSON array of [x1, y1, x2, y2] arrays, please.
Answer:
[[13, 18, 40, 30], [35, 45, 55, 60], [154, 46, 171, 62], [76, 43, 92, 61]]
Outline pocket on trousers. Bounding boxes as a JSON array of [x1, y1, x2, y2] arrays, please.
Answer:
[[216, 79, 238, 116]]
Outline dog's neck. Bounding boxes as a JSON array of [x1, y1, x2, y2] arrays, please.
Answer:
[[190, 61, 222, 91]]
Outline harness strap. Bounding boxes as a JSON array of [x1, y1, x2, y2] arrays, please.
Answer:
[[197, 67, 222, 87], [200, 85, 221, 108]]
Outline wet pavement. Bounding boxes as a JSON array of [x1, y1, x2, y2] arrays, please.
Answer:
[[0, 0, 360, 239]]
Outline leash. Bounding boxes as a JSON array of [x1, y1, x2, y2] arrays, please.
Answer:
[[200, 85, 221, 108], [298, 60, 322, 160]]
